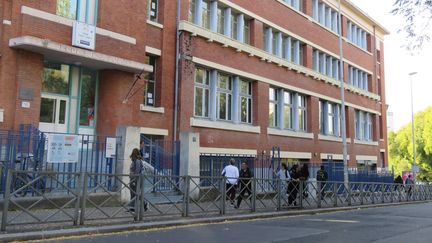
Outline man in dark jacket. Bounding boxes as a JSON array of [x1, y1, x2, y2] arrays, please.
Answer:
[[287, 164, 300, 206], [316, 165, 328, 198], [236, 162, 253, 209]]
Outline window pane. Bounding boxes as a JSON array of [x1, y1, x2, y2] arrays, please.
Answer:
[[79, 70, 96, 126], [56, 0, 78, 20], [42, 63, 70, 95], [269, 103, 275, 127], [231, 14, 238, 39], [188, 0, 195, 22], [241, 97, 247, 122], [40, 98, 56, 123], [195, 87, 203, 116], [148, 0, 158, 22], [59, 100, 66, 124], [227, 94, 232, 120], [219, 93, 226, 119], [145, 81, 155, 106], [217, 7, 225, 34], [284, 106, 291, 129], [248, 99, 252, 123], [204, 89, 209, 117], [202, 0, 210, 28], [244, 21, 250, 44]]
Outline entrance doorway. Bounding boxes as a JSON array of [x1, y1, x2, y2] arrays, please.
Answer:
[[39, 95, 69, 133]]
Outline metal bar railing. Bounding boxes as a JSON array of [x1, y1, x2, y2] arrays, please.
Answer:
[[1, 171, 432, 232]]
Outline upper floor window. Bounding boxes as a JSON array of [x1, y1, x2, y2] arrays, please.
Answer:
[[194, 67, 210, 118], [144, 55, 157, 107], [264, 27, 303, 65], [269, 88, 307, 132], [348, 66, 369, 91], [188, 0, 250, 44], [217, 73, 233, 121], [313, 49, 339, 80], [283, 0, 302, 11], [355, 110, 373, 141], [312, 0, 339, 34], [347, 21, 368, 50], [319, 100, 341, 137], [239, 79, 252, 124], [148, 0, 158, 22], [56, 0, 97, 25]]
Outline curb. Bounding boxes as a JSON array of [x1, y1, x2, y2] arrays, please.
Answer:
[[1, 200, 431, 242]]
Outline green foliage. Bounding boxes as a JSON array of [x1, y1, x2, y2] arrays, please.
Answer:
[[389, 107, 432, 181], [392, 0, 432, 51]]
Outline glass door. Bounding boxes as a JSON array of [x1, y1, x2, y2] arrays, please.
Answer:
[[39, 95, 69, 133]]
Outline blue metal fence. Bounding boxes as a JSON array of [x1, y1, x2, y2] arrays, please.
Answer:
[[0, 125, 120, 195]]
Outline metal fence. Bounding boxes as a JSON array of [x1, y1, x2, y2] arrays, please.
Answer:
[[1, 169, 431, 232]]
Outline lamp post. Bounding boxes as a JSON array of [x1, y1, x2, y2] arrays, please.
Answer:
[[409, 72, 417, 181], [337, 0, 349, 185]]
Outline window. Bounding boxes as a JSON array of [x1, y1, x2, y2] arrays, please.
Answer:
[[217, 6, 225, 34], [297, 95, 307, 131], [283, 91, 293, 129], [355, 110, 373, 141], [347, 21, 368, 50], [313, 49, 339, 79], [42, 62, 70, 95], [320, 101, 341, 137], [231, 13, 238, 40], [264, 26, 304, 65], [348, 66, 369, 91], [79, 69, 97, 127], [56, 0, 97, 25], [244, 20, 250, 44], [283, 0, 301, 11], [56, 0, 78, 20], [144, 55, 157, 107], [269, 88, 278, 128], [148, 0, 158, 22], [312, 0, 339, 34], [188, 0, 195, 22], [217, 73, 233, 121], [239, 79, 252, 124], [194, 67, 210, 118], [201, 0, 210, 29]]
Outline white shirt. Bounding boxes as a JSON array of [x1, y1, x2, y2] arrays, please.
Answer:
[[278, 169, 291, 181], [222, 165, 239, 185]]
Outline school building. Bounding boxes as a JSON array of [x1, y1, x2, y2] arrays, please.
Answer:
[[0, 0, 389, 172]]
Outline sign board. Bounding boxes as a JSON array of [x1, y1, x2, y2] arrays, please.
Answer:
[[72, 21, 96, 50], [105, 137, 117, 158], [47, 134, 79, 163]]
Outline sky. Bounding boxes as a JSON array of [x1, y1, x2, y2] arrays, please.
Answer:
[[349, 0, 432, 132]]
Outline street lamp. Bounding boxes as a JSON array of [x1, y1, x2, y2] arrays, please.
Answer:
[[409, 72, 418, 181]]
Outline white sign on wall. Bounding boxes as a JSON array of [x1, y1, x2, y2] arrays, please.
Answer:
[[105, 137, 117, 159], [72, 21, 96, 50], [47, 134, 80, 163]]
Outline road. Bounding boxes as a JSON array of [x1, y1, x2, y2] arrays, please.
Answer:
[[33, 203, 432, 243]]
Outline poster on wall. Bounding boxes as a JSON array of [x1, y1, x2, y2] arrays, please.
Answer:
[[105, 137, 117, 159], [47, 134, 80, 163]]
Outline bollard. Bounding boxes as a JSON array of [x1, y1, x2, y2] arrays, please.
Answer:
[[182, 176, 190, 217], [317, 181, 322, 208], [299, 181, 303, 209], [80, 174, 89, 225], [251, 178, 257, 212], [347, 183, 352, 206], [73, 173, 84, 226], [333, 183, 337, 207], [276, 178, 282, 211], [360, 183, 364, 205], [220, 177, 226, 215]]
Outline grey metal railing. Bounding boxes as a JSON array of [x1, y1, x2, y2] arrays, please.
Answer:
[[1, 169, 431, 232]]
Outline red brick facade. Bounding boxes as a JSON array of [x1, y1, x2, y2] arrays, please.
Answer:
[[0, 0, 389, 168]]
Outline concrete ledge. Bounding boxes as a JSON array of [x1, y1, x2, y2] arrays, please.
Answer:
[[190, 118, 261, 134], [1, 200, 430, 242]]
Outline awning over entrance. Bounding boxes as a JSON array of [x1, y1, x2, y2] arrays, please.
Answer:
[[9, 36, 153, 74]]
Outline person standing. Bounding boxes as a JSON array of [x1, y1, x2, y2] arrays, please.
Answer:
[[316, 165, 328, 198], [394, 175, 403, 192], [277, 164, 291, 205], [129, 148, 143, 212], [236, 162, 254, 209], [405, 174, 414, 199], [287, 164, 300, 206], [299, 164, 310, 198], [222, 159, 239, 206]]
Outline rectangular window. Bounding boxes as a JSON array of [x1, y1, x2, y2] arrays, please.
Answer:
[[194, 67, 210, 118], [297, 95, 307, 131], [231, 13, 238, 40], [284, 91, 293, 130], [355, 110, 361, 140], [144, 55, 156, 107], [217, 6, 225, 34], [56, 0, 97, 25], [148, 0, 158, 22], [202, 0, 210, 29], [217, 73, 233, 121], [269, 88, 278, 128], [79, 69, 97, 127], [348, 65, 369, 91], [244, 19, 250, 44], [42, 62, 71, 95], [347, 21, 368, 50], [56, 0, 78, 20], [239, 79, 252, 124], [188, 0, 195, 22]]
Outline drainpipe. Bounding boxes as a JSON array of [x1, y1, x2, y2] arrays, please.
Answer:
[[173, 0, 181, 142]]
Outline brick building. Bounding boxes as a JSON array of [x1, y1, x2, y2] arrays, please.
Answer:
[[0, 0, 389, 170]]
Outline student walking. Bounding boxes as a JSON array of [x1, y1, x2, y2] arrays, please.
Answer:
[[277, 164, 291, 205], [128, 148, 143, 212], [222, 159, 239, 206], [236, 162, 253, 209]]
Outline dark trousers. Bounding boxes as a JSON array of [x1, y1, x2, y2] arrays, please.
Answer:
[[129, 180, 137, 207], [288, 181, 299, 205], [318, 181, 326, 198], [237, 183, 252, 207], [226, 183, 236, 203]]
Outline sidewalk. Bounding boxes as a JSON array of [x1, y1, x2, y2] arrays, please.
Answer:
[[0, 199, 430, 242]]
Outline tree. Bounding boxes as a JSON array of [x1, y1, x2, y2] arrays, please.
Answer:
[[392, 0, 432, 51], [389, 107, 432, 181]]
